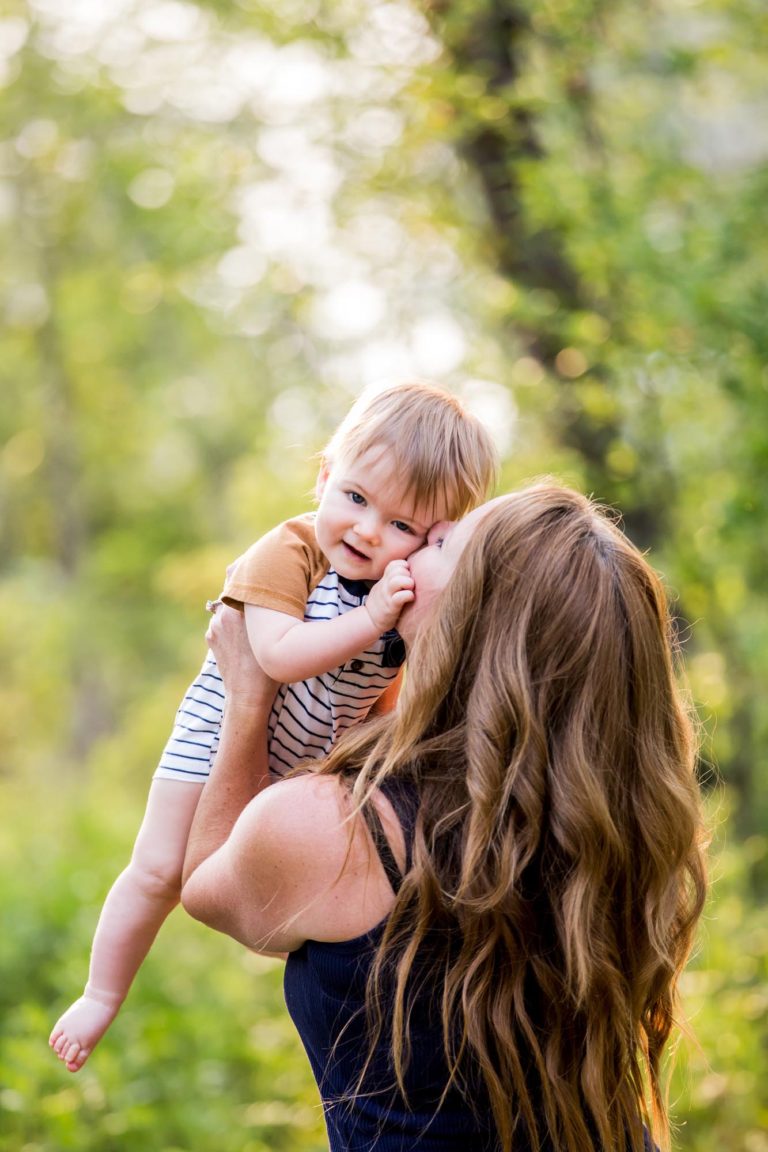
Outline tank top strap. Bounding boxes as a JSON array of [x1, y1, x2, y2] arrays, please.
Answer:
[[360, 776, 418, 895]]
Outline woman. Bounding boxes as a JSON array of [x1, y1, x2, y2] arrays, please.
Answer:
[[182, 483, 707, 1152]]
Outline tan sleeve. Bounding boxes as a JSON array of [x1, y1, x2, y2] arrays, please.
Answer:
[[221, 514, 329, 620]]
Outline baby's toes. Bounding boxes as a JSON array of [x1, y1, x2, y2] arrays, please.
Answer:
[[61, 1040, 81, 1066], [66, 1046, 89, 1072]]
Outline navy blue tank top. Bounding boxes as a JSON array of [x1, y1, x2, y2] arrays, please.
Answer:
[[283, 777, 499, 1151], [283, 779, 654, 1152]]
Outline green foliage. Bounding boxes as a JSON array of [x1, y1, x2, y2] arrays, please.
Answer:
[[2, 780, 765, 1151], [669, 809, 768, 1151], [416, 0, 768, 840], [0, 775, 326, 1151]]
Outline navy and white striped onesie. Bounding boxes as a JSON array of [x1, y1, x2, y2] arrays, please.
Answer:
[[154, 515, 404, 783]]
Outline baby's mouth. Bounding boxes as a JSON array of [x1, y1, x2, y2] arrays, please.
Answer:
[[343, 541, 369, 561]]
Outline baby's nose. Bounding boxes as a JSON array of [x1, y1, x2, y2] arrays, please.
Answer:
[[355, 510, 381, 541]]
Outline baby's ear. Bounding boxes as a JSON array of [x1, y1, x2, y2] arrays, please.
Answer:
[[315, 460, 331, 502]]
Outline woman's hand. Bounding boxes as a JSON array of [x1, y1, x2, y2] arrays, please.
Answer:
[[206, 603, 279, 713]]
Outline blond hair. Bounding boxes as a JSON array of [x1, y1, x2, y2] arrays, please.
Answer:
[[322, 381, 498, 521], [321, 482, 707, 1152]]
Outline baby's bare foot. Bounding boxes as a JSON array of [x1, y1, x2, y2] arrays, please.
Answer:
[[49, 990, 121, 1072]]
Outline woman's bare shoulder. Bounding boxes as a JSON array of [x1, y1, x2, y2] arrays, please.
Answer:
[[243, 773, 356, 875], [251, 772, 402, 942], [257, 771, 351, 824]]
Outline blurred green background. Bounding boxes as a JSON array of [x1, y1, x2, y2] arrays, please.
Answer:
[[1, 1, 766, 1148]]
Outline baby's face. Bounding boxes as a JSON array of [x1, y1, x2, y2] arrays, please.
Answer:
[[314, 449, 448, 583]]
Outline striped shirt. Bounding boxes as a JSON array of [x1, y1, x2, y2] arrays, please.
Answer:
[[154, 515, 404, 783]]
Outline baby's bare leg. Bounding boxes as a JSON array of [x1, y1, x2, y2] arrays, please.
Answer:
[[50, 779, 203, 1072]]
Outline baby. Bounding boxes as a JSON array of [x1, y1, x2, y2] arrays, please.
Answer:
[[50, 380, 497, 1071]]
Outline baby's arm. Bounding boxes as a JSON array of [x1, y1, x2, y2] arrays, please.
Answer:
[[245, 559, 414, 683], [49, 779, 202, 1072]]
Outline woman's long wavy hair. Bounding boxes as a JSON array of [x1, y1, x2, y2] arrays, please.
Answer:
[[320, 483, 708, 1152]]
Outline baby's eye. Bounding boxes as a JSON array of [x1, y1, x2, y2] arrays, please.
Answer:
[[434, 536, 445, 549], [392, 520, 415, 534], [348, 491, 366, 505]]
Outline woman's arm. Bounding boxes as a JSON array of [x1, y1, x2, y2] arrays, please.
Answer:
[[181, 605, 403, 954], [179, 609, 353, 953], [180, 606, 309, 953], [183, 771, 404, 954], [181, 605, 277, 887], [182, 773, 356, 953]]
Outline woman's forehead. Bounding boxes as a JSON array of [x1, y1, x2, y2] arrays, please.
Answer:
[[449, 496, 504, 549]]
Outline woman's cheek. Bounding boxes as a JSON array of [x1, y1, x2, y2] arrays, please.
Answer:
[[398, 567, 441, 645]]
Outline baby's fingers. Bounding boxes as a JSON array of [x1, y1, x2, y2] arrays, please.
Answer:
[[386, 564, 414, 592]]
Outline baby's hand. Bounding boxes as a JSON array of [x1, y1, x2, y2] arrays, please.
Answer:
[[365, 559, 415, 634]]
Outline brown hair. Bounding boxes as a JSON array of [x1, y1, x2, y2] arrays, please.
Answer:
[[322, 380, 498, 521], [322, 482, 707, 1152]]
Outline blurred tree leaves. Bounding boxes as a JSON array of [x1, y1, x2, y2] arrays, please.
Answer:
[[418, 0, 768, 841]]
